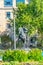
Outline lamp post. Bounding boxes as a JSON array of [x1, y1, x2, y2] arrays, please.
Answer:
[[13, 7, 18, 49], [14, 14, 16, 49]]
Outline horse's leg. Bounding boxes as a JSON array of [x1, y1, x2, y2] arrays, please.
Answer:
[[19, 38, 23, 49], [17, 37, 21, 49], [23, 37, 27, 48]]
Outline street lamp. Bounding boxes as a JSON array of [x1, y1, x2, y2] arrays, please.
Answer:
[[14, 15, 16, 49], [13, 7, 18, 49]]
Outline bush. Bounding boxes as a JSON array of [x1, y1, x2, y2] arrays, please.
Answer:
[[2, 50, 28, 62], [2, 49, 43, 62], [27, 48, 43, 61], [2, 50, 14, 61]]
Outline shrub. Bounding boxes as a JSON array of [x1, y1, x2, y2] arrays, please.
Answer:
[[2, 50, 14, 61], [2, 50, 28, 62], [27, 48, 43, 61], [13, 50, 28, 62], [2, 49, 43, 62]]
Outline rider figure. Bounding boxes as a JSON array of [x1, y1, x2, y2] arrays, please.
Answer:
[[18, 25, 24, 39], [18, 25, 28, 48], [18, 25, 27, 42]]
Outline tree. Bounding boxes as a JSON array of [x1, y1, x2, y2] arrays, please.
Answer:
[[10, 1, 43, 47], [28, 0, 43, 33], [27, 0, 43, 46], [15, 1, 42, 35]]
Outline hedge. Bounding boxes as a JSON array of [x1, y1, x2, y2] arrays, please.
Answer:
[[2, 48, 43, 62]]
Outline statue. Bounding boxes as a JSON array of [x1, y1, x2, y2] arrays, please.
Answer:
[[18, 25, 27, 48]]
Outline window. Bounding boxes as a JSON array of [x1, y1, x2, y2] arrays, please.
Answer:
[[6, 12, 10, 18], [4, 0, 13, 6]]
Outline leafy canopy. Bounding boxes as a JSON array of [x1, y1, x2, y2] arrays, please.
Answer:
[[11, 0, 43, 35]]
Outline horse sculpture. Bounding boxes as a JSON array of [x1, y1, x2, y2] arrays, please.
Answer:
[[16, 27, 38, 49], [16, 26, 27, 48]]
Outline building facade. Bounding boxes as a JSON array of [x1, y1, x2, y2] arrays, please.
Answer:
[[0, 0, 28, 33], [0, 0, 16, 33]]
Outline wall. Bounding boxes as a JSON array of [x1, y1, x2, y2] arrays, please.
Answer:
[[0, 0, 16, 33]]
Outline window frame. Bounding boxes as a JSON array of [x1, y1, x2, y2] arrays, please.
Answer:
[[4, 0, 13, 6], [6, 12, 11, 18]]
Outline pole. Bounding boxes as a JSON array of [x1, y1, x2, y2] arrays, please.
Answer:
[[13, 7, 18, 49], [14, 15, 16, 49]]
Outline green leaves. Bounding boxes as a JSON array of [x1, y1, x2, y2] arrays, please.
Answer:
[[3, 49, 43, 62], [3, 50, 28, 62], [27, 48, 43, 61], [16, 0, 43, 35], [10, 0, 43, 35]]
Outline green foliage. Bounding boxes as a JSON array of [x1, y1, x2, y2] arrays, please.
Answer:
[[16, 0, 43, 35], [2, 50, 28, 62], [2, 49, 43, 62], [2, 50, 13, 61], [15, 0, 43, 46], [13, 50, 28, 62], [9, 0, 43, 35], [9, 0, 43, 46], [27, 48, 43, 61]]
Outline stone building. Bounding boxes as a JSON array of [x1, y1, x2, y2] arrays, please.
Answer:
[[0, 0, 16, 33]]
